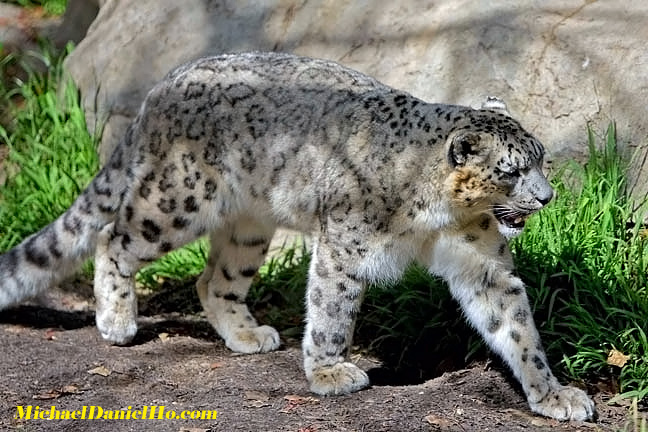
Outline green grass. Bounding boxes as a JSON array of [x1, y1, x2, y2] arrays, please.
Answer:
[[136, 239, 209, 287], [1, 47, 646, 406], [250, 244, 310, 338], [0, 43, 99, 252], [357, 265, 478, 381], [512, 123, 648, 400], [627, 398, 648, 432], [5, 0, 67, 16]]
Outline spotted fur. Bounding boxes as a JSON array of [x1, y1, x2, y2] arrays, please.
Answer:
[[0, 52, 594, 421]]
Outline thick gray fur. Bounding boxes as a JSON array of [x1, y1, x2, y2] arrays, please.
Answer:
[[0, 52, 594, 421]]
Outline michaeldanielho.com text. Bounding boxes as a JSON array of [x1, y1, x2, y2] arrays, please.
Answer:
[[15, 405, 218, 420]]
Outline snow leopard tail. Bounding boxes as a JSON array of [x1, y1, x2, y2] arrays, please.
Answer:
[[0, 134, 132, 309]]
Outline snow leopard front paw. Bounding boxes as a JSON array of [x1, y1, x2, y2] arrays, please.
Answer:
[[224, 325, 280, 354], [529, 384, 595, 421], [308, 362, 369, 395], [95, 309, 138, 345]]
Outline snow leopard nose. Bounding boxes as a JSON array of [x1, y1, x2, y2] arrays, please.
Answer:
[[535, 182, 554, 206], [536, 191, 553, 206], [531, 168, 554, 206]]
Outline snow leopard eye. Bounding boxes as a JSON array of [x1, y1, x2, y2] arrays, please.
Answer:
[[504, 168, 520, 178]]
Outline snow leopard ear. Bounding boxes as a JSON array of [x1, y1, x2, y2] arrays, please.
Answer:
[[481, 96, 511, 116], [447, 132, 488, 167]]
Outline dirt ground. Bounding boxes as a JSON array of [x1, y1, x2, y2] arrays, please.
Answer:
[[0, 284, 635, 432]]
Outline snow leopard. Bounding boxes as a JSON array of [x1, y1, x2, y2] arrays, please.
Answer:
[[0, 52, 594, 421]]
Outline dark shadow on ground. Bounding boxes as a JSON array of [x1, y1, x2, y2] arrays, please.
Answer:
[[0, 305, 93, 329], [132, 318, 219, 345]]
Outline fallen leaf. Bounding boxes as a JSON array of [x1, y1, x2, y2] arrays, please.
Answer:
[[243, 390, 271, 408], [280, 394, 319, 413], [284, 394, 318, 403], [424, 413, 452, 427], [607, 348, 630, 368], [209, 362, 224, 369], [61, 385, 81, 394], [158, 332, 170, 342], [33, 390, 61, 400], [32, 385, 81, 400], [87, 365, 111, 377]]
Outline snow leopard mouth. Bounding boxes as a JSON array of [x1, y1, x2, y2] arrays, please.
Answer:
[[492, 206, 532, 230]]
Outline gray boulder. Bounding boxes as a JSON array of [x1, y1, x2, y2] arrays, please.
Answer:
[[64, 0, 648, 194]]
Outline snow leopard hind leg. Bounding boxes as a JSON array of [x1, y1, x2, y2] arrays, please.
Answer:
[[94, 205, 281, 352], [196, 218, 280, 354]]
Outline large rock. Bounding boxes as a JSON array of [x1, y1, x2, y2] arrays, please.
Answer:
[[64, 0, 648, 195]]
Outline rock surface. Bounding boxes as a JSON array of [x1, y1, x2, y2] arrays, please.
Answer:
[[64, 0, 648, 193]]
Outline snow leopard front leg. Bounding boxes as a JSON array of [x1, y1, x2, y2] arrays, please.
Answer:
[[303, 237, 370, 395], [427, 216, 595, 421]]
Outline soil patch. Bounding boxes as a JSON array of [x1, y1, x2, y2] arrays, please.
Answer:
[[0, 287, 632, 432]]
